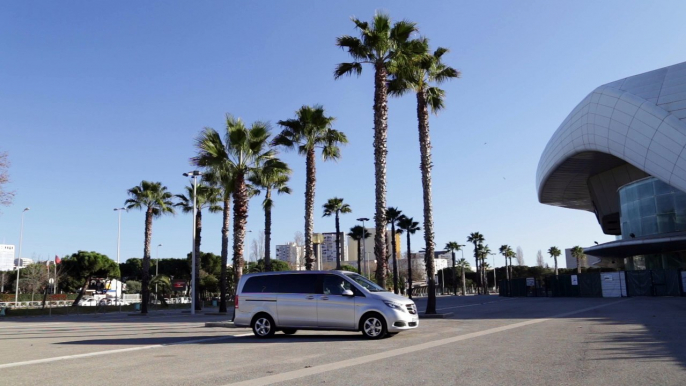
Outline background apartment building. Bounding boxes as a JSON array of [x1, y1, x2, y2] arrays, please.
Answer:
[[347, 228, 401, 263], [275, 242, 304, 270]]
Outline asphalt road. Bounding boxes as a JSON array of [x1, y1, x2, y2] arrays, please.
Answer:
[[1, 295, 685, 385]]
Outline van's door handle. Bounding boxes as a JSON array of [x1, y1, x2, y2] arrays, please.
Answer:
[[320, 296, 329, 301], [306, 295, 315, 300]]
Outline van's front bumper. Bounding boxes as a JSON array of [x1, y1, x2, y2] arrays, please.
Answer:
[[385, 308, 419, 332]]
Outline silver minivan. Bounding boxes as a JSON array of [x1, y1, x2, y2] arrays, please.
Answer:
[[234, 271, 418, 339]]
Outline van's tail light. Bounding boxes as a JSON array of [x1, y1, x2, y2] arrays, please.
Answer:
[[235, 295, 239, 309]]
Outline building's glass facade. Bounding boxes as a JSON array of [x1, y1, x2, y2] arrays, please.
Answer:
[[619, 177, 686, 238]]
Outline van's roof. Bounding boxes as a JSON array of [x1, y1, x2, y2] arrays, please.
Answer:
[[241, 270, 355, 278]]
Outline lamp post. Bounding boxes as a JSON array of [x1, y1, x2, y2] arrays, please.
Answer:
[[114, 208, 125, 311], [183, 170, 202, 315], [492, 253, 497, 293], [156, 243, 162, 301], [356, 218, 369, 276], [15, 208, 29, 304]]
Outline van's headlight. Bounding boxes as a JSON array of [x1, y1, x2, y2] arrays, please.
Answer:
[[383, 301, 405, 312]]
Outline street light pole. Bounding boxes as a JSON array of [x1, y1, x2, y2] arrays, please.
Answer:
[[114, 207, 125, 312], [15, 208, 29, 304], [156, 243, 162, 301], [184, 171, 202, 315]]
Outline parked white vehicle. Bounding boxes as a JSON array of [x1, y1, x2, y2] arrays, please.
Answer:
[[106, 299, 130, 306]]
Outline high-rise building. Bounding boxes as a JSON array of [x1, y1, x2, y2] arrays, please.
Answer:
[[320, 232, 347, 263], [0, 244, 15, 271], [347, 228, 401, 263], [13, 257, 33, 268], [275, 242, 304, 270]]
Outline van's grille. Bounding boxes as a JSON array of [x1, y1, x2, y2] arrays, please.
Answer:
[[406, 304, 417, 314]]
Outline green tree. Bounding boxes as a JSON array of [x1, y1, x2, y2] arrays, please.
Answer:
[[444, 242, 463, 296], [125, 280, 141, 294], [498, 245, 511, 281], [174, 183, 221, 310], [548, 246, 561, 277], [120, 258, 142, 280], [193, 115, 283, 287], [246, 259, 290, 273], [478, 245, 493, 294], [150, 275, 171, 306], [125, 181, 175, 314], [340, 264, 359, 273], [385, 207, 403, 294], [335, 13, 422, 289], [322, 198, 352, 270], [273, 105, 347, 270], [61, 251, 119, 306], [347, 225, 371, 277], [397, 215, 420, 299], [571, 246, 585, 274], [467, 232, 484, 294], [249, 161, 292, 272], [455, 257, 470, 296]]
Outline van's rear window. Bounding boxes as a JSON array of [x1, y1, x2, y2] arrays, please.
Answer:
[[243, 276, 278, 293]]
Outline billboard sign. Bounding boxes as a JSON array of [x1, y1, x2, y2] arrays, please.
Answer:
[[172, 280, 188, 292]]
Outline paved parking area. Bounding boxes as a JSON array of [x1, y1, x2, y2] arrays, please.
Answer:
[[1, 296, 685, 385]]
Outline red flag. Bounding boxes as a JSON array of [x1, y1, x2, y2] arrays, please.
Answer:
[[55, 255, 61, 264]]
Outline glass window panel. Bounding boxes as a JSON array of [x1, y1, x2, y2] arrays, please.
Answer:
[[675, 192, 686, 213], [639, 197, 656, 217], [641, 217, 658, 236], [629, 218, 642, 237], [624, 185, 639, 202], [656, 194, 675, 214], [654, 180, 674, 195], [675, 213, 686, 231], [657, 214, 676, 233], [627, 201, 640, 220], [637, 180, 655, 198], [619, 187, 627, 203], [277, 274, 317, 294]]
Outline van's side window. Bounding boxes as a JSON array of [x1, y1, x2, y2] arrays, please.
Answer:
[[243, 276, 279, 293], [278, 274, 317, 294]]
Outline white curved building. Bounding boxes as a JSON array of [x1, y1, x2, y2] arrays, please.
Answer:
[[537, 62, 686, 269]]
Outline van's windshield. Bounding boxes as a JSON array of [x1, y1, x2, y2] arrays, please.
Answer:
[[344, 273, 386, 292]]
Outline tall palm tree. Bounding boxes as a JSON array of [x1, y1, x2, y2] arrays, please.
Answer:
[[193, 115, 282, 285], [397, 215, 420, 299], [249, 163, 292, 272], [124, 181, 175, 314], [445, 242, 462, 296], [322, 197, 352, 270], [388, 39, 459, 310], [467, 232, 484, 294], [499, 245, 511, 281], [548, 246, 561, 277], [478, 244, 493, 294], [174, 183, 222, 310], [348, 225, 371, 275], [507, 248, 515, 280], [385, 207, 403, 294], [571, 246, 585, 274], [273, 105, 347, 270], [335, 13, 423, 290], [455, 257, 470, 296]]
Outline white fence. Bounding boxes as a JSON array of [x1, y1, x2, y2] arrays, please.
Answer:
[[600, 271, 627, 297]]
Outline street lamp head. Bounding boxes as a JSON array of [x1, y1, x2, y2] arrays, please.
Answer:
[[158, 244, 163, 247], [23, 208, 30, 212], [114, 207, 126, 211], [183, 170, 202, 177], [357, 217, 369, 222]]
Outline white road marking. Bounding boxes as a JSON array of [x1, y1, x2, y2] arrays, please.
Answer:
[[226, 299, 630, 386], [0, 333, 253, 369]]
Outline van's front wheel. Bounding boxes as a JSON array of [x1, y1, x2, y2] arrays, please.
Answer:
[[360, 313, 387, 339], [252, 314, 276, 338]]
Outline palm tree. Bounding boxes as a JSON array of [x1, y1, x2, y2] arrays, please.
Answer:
[[548, 246, 561, 277], [445, 242, 462, 296], [273, 105, 347, 270], [571, 246, 585, 274], [174, 183, 222, 310], [348, 225, 371, 276], [507, 248, 515, 280], [397, 215, 420, 298], [124, 181, 175, 314], [455, 257, 470, 296], [467, 232, 484, 294], [322, 197, 352, 270], [385, 207, 403, 294], [193, 115, 282, 286], [249, 163, 292, 272], [478, 244, 493, 294], [335, 13, 423, 290], [499, 245, 511, 281]]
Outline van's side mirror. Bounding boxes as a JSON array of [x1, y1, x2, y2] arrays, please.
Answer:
[[342, 289, 354, 297]]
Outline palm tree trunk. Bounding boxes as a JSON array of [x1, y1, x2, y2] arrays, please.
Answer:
[[219, 196, 230, 313], [452, 251, 457, 296], [416, 90, 437, 314], [304, 148, 316, 270], [554, 256, 558, 277], [265, 189, 272, 272], [461, 266, 466, 296], [577, 256, 581, 274], [233, 173, 248, 284], [141, 208, 153, 314], [335, 212, 341, 270], [195, 209, 202, 311], [473, 242, 480, 295], [71, 276, 91, 307], [391, 225, 398, 294], [407, 233, 412, 299], [373, 62, 388, 288]]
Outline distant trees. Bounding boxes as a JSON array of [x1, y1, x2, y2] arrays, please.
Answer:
[[536, 250, 545, 267], [61, 251, 119, 306], [516, 246, 525, 266], [548, 247, 561, 277]]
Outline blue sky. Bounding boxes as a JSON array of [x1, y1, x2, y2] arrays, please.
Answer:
[[1, 1, 685, 268]]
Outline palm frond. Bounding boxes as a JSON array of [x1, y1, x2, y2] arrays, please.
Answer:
[[334, 62, 363, 79]]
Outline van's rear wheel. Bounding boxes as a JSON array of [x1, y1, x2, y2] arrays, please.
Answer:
[[360, 313, 387, 339], [282, 329, 297, 335], [252, 314, 275, 338]]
